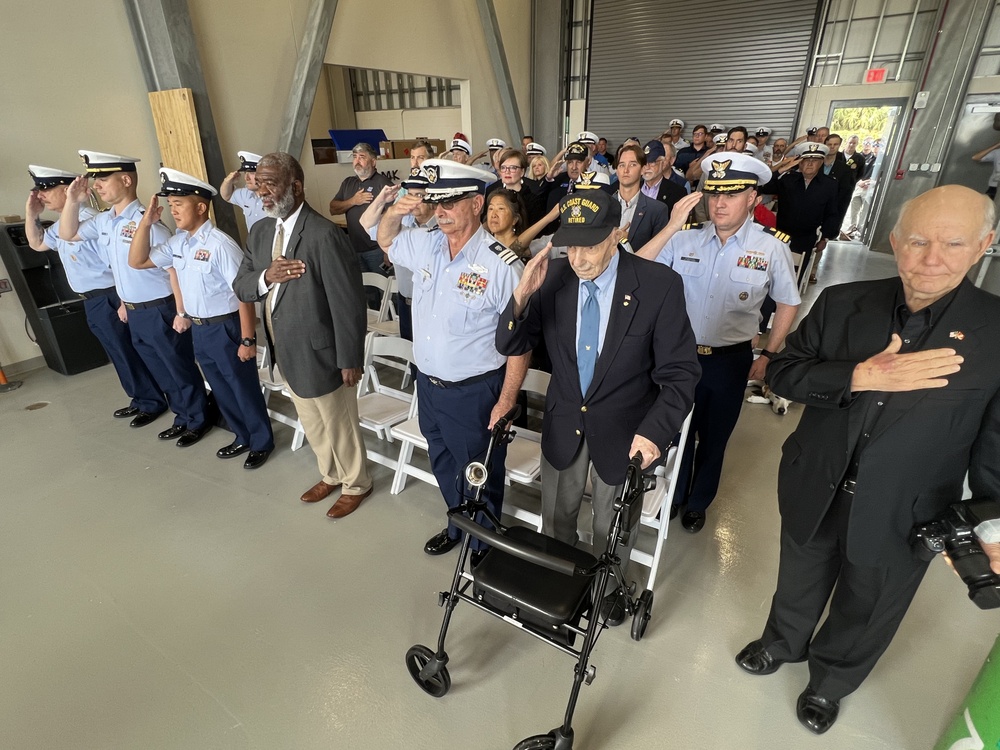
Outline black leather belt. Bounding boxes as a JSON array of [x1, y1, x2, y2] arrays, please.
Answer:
[[123, 295, 172, 310], [696, 341, 752, 356], [78, 286, 117, 300], [190, 311, 239, 326], [426, 366, 505, 388]]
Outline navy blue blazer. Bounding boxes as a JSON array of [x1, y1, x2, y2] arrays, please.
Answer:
[[496, 250, 700, 484]]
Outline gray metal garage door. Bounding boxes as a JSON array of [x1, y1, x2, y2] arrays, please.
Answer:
[[586, 0, 822, 145]]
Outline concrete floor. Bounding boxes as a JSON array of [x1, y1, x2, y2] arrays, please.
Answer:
[[0, 242, 995, 749]]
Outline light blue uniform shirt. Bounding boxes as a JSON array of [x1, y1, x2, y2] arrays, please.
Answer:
[[575, 249, 619, 355], [389, 225, 523, 381], [78, 200, 173, 303], [655, 217, 800, 345], [43, 206, 115, 293], [148, 219, 243, 318], [228, 187, 267, 230]]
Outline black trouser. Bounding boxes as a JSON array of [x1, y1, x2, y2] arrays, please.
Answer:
[[759, 487, 929, 700]]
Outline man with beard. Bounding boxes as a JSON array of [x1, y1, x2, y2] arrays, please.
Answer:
[[234, 152, 372, 518], [768, 137, 789, 168], [377, 160, 529, 560], [328, 142, 393, 275], [60, 151, 210, 443], [25, 164, 162, 421]]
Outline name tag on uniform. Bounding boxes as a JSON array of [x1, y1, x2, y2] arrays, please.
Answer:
[[679, 256, 700, 263], [194, 249, 211, 262], [737, 254, 768, 271]]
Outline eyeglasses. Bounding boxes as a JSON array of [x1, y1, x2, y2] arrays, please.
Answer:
[[499, 165, 524, 173], [429, 194, 473, 210]]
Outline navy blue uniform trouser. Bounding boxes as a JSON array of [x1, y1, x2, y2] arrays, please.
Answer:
[[416, 369, 507, 551], [192, 315, 274, 451], [83, 290, 165, 414], [126, 299, 208, 430], [674, 345, 753, 513]]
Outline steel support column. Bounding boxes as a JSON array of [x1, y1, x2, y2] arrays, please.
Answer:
[[477, 0, 525, 145], [869, 0, 995, 252], [123, 0, 238, 239], [277, 0, 339, 157]]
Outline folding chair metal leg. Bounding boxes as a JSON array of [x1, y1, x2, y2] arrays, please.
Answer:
[[391, 439, 415, 494]]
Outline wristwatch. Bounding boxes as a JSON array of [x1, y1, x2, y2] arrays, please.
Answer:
[[760, 349, 776, 358], [240, 337, 257, 347]]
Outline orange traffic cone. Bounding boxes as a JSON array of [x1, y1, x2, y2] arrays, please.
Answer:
[[0, 358, 23, 392]]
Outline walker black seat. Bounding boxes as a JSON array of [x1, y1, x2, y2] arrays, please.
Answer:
[[473, 526, 597, 635]]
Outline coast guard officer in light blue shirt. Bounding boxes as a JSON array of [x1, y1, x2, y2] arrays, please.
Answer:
[[637, 151, 800, 533], [24, 165, 164, 420], [129, 168, 274, 469], [60, 151, 210, 443], [221, 151, 267, 231], [377, 159, 530, 559]]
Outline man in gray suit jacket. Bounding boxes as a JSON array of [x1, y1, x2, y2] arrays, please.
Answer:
[[233, 153, 372, 518]]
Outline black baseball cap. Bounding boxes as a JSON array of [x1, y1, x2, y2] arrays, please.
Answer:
[[552, 176, 621, 247]]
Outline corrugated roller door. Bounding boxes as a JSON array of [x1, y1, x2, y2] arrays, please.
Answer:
[[587, 0, 821, 144]]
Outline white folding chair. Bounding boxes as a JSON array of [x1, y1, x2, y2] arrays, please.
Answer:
[[389, 393, 438, 494], [356, 333, 414, 470], [632, 408, 694, 592], [500, 369, 551, 530], [368, 274, 400, 337], [790, 249, 817, 297], [257, 345, 307, 451], [362, 272, 396, 332]]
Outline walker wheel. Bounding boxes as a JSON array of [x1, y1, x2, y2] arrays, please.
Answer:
[[405, 644, 451, 697], [513, 734, 556, 750], [630, 590, 653, 641]]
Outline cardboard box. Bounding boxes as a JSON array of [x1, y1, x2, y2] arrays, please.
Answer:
[[379, 139, 447, 160]]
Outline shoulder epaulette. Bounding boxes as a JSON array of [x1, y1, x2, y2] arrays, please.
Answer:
[[490, 240, 520, 266], [765, 227, 791, 244], [427, 225, 440, 232], [683, 222, 704, 230], [100, 207, 111, 213]]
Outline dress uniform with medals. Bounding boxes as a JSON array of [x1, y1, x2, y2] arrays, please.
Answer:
[[227, 151, 267, 230], [653, 152, 800, 531], [27, 165, 163, 419], [140, 169, 274, 468], [385, 159, 524, 555], [72, 151, 210, 440]]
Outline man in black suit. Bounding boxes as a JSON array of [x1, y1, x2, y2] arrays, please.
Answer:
[[614, 144, 670, 251], [233, 152, 372, 519], [736, 185, 1000, 734], [640, 140, 688, 221], [496, 185, 700, 623]]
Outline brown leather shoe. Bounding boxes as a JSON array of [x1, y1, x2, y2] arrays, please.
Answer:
[[326, 486, 373, 518], [301, 481, 340, 503]]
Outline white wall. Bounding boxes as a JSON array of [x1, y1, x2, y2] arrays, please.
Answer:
[[355, 108, 464, 142]]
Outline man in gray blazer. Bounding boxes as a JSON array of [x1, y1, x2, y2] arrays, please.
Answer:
[[233, 153, 372, 518]]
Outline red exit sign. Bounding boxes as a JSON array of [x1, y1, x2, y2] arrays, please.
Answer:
[[865, 68, 887, 84]]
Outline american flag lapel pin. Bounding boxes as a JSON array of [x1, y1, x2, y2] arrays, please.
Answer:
[[949, 331, 965, 341], [624, 294, 632, 307]]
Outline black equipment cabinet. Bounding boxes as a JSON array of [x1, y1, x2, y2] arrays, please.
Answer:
[[0, 221, 108, 375]]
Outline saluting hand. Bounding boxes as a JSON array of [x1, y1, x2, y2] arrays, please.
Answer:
[[26, 191, 44, 217], [144, 195, 163, 224], [390, 193, 423, 217], [667, 191, 703, 230], [850, 334, 963, 393], [66, 175, 89, 203], [512, 243, 552, 316]]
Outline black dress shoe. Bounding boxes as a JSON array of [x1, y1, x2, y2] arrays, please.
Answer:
[[424, 529, 461, 556], [114, 406, 139, 419], [176, 424, 212, 448], [243, 450, 271, 470], [216, 442, 250, 459], [157, 424, 186, 440], [736, 640, 784, 675], [681, 510, 706, 533], [599, 589, 628, 627], [796, 686, 840, 735], [131, 411, 165, 429]]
